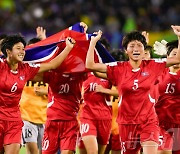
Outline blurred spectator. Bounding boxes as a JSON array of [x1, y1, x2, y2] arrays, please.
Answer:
[[0, 0, 179, 49]]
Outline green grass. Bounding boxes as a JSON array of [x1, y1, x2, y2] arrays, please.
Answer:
[[20, 146, 26, 154]]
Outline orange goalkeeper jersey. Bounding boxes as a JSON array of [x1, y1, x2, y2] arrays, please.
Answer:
[[111, 86, 119, 135], [20, 81, 48, 124]]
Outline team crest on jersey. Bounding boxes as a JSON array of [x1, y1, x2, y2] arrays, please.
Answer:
[[141, 72, 149, 76], [20, 76, 25, 80]]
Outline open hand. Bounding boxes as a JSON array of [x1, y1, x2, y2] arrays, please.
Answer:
[[153, 40, 168, 56], [36, 26, 46, 40]]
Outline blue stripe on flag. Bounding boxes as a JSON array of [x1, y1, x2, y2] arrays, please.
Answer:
[[96, 42, 115, 63], [24, 42, 63, 61]]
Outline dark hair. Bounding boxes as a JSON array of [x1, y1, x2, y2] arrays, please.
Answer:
[[99, 37, 111, 51], [145, 45, 153, 58], [111, 48, 128, 61], [0, 34, 7, 41], [28, 37, 41, 45], [122, 31, 147, 50], [1, 34, 26, 58], [0, 34, 8, 52], [166, 40, 178, 56]]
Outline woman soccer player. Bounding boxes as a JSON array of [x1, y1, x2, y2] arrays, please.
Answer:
[[85, 25, 180, 154], [0, 34, 75, 154]]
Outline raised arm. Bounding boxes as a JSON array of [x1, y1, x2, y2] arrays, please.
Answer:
[[36, 26, 46, 40], [38, 37, 75, 73], [166, 25, 180, 67], [86, 30, 107, 73], [142, 31, 149, 44]]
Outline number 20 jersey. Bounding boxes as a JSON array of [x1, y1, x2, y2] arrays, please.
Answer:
[[43, 71, 86, 121]]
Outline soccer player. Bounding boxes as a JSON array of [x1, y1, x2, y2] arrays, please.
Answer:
[[41, 72, 86, 154], [78, 72, 117, 154], [155, 40, 180, 154], [85, 25, 180, 154], [143, 45, 153, 60], [20, 26, 48, 154], [0, 34, 75, 154]]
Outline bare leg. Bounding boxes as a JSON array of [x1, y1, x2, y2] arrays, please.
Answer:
[[79, 148, 87, 154], [4, 143, 21, 154], [25, 142, 39, 154], [82, 135, 98, 154], [142, 141, 158, 154], [98, 144, 107, 154]]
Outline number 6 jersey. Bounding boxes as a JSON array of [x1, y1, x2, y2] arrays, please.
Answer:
[[0, 59, 40, 121]]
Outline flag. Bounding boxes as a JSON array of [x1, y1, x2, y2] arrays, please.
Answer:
[[24, 23, 115, 73]]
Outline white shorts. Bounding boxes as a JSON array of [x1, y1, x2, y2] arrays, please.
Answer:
[[22, 121, 44, 149]]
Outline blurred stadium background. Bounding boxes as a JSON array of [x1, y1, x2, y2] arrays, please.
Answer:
[[0, 0, 179, 49]]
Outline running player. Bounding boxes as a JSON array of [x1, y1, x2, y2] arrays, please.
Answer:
[[85, 25, 180, 154], [20, 26, 48, 154], [155, 40, 180, 154], [0, 34, 75, 154], [78, 72, 116, 154]]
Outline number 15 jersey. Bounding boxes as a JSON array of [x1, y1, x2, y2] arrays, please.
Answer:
[[155, 69, 180, 124]]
